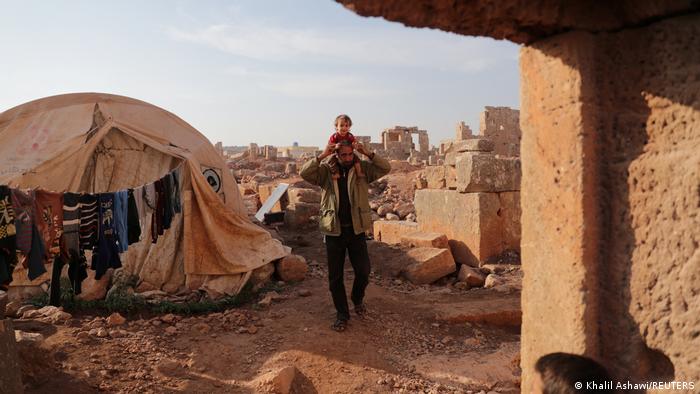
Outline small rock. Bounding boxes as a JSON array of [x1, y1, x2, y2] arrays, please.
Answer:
[[96, 328, 110, 338], [16, 305, 37, 317], [275, 255, 308, 282], [151, 320, 162, 327], [193, 323, 211, 334], [484, 274, 506, 289], [5, 301, 22, 317], [165, 326, 178, 335], [385, 213, 400, 221], [441, 336, 453, 344], [107, 312, 127, 327], [247, 325, 258, 334], [15, 330, 45, 343], [76, 331, 90, 340], [297, 289, 311, 297], [161, 314, 177, 324]]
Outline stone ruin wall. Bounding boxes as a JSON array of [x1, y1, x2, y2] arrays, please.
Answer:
[[480, 107, 521, 157], [414, 137, 521, 268]]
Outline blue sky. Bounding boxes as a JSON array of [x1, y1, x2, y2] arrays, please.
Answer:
[[0, 0, 520, 147]]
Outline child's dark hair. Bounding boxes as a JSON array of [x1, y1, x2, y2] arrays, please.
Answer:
[[535, 353, 612, 393], [335, 114, 352, 127]]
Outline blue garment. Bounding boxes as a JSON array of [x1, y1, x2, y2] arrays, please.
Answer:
[[92, 193, 121, 280], [113, 190, 129, 252]]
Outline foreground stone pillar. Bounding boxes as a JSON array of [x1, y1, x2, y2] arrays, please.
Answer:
[[0, 319, 23, 393], [520, 32, 601, 392], [521, 13, 700, 391]]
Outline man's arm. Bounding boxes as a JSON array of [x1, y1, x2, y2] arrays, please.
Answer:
[[300, 143, 334, 186], [355, 143, 391, 183]]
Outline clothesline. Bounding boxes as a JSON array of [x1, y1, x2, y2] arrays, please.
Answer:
[[0, 165, 184, 299]]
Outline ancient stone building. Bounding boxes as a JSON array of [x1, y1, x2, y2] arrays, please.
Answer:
[[339, 0, 700, 390], [378, 126, 429, 160]]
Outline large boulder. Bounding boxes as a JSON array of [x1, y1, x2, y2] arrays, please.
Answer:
[[403, 247, 456, 285], [275, 255, 308, 282]]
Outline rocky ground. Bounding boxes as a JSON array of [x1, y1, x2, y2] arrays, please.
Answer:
[[7, 160, 523, 393], [9, 226, 522, 394]]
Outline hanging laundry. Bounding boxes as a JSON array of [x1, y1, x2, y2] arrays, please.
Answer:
[[0, 185, 16, 244], [171, 167, 182, 214], [132, 185, 147, 238], [127, 189, 141, 245], [79, 194, 98, 251], [92, 193, 121, 280], [161, 174, 173, 230], [151, 179, 165, 243], [62, 192, 80, 256], [113, 190, 129, 252], [35, 190, 64, 259], [11, 189, 46, 280]]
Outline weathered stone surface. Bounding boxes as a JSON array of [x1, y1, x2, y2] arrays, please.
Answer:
[[0, 320, 23, 393], [107, 312, 126, 327], [403, 247, 456, 285], [450, 138, 495, 153], [376, 204, 394, 217], [400, 232, 449, 249], [286, 188, 320, 204], [455, 153, 521, 192], [423, 165, 456, 189], [336, 0, 693, 44], [275, 255, 307, 282], [414, 190, 520, 266], [253, 366, 299, 394], [373, 220, 418, 244], [78, 268, 113, 301], [4, 301, 21, 318], [480, 107, 521, 157], [458, 265, 486, 287], [284, 202, 319, 228], [385, 213, 400, 221], [393, 202, 415, 219]]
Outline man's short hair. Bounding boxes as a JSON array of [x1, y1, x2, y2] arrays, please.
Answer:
[[535, 353, 611, 393]]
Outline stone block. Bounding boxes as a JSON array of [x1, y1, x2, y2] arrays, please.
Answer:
[[286, 187, 320, 204], [284, 202, 319, 228], [249, 262, 275, 289], [424, 165, 456, 189], [400, 232, 449, 249], [0, 320, 23, 393], [403, 247, 456, 285], [373, 221, 419, 244], [452, 138, 495, 153], [414, 190, 520, 266], [457, 265, 486, 287], [455, 153, 521, 192], [275, 255, 307, 282]]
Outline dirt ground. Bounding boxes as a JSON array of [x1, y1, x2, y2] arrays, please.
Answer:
[[14, 225, 521, 394]]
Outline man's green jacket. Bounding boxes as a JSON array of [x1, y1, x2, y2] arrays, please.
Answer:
[[299, 154, 391, 236]]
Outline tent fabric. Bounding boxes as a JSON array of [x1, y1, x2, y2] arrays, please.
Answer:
[[0, 93, 289, 294]]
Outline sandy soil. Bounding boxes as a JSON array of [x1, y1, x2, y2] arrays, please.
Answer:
[[15, 228, 521, 394]]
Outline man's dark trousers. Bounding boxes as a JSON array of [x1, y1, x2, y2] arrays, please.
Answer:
[[325, 225, 371, 321]]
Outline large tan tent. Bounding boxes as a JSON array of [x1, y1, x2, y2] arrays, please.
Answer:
[[0, 93, 289, 296]]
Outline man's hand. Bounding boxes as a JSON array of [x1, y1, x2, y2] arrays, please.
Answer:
[[354, 142, 370, 157]]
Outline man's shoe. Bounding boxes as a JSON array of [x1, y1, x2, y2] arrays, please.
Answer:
[[331, 318, 348, 332], [354, 304, 368, 317]]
